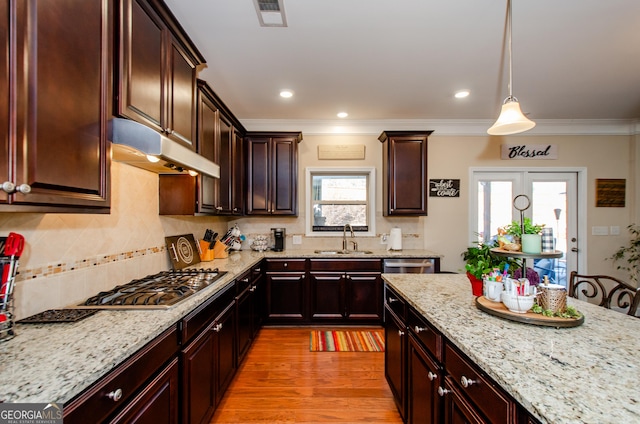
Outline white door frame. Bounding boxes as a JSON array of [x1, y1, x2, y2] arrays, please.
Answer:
[[468, 167, 588, 275]]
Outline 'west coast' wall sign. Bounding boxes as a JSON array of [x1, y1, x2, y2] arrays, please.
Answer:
[[501, 144, 558, 160]]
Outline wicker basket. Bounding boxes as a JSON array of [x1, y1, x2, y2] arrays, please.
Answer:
[[537, 286, 567, 314]]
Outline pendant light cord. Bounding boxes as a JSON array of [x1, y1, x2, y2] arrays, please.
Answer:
[[507, 0, 514, 101]]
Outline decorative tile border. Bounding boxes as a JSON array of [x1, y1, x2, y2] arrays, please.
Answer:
[[16, 246, 167, 281]]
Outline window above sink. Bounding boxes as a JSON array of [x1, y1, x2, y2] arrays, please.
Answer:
[[305, 167, 376, 237]]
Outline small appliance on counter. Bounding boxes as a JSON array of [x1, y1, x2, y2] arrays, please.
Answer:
[[271, 228, 286, 251], [387, 227, 403, 251], [1, 232, 25, 341]]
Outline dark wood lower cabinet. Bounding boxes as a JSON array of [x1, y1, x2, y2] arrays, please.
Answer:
[[384, 304, 406, 421], [407, 334, 442, 424], [442, 376, 485, 424], [181, 301, 236, 424], [265, 266, 307, 322], [109, 358, 179, 424], [385, 283, 528, 424]]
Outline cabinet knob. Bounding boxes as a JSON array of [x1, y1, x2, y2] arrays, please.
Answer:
[[283, 262, 288, 268], [427, 371, 437, 381], [398, 330, 405, 337], [233, 207, 238, 212], [414, 326, 426, 333], [437, 386, 450, 397], [106, 388, 123, 402], [1, 182, 31, 194], [213, 323, 222, 332], [461, 376, 478, 388], [249, 285, 257, 292], [216, 206, 223, 211], [388, 298, 398, 303]]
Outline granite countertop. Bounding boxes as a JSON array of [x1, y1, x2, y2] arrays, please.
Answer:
[[262, 248, 443, 258], [0, 249, 441, 404], [382, 273, 640, 424]]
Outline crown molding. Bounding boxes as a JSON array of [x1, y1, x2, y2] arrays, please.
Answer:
[[241, 118, 640, 136]]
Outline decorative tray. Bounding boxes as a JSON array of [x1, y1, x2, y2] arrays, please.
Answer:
[[475, 296, 584, 328], [490, 248, 563, 259]]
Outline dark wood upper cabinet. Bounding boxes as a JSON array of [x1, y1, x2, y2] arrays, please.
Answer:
[[245, 132, 302, 216], [379, 131, 433, 216], [118, 0, 204, 150], [1, 0, 111, 211]]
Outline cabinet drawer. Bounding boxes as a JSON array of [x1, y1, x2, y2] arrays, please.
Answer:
[[181, 283, 235, 344], [64, 325, 179, 423], [444, 343, 516, 424], [309, 259, 382, 272], [236, 270, 252, 294], [265, 258, 307, 272], [407, 308, 442, 362], [384, 285, 406, 320]]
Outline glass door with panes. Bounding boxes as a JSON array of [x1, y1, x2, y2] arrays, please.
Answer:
[[471, 170, 580, 287]]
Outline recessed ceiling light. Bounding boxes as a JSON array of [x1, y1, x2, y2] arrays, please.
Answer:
[[337, 112, 348, 118], [455, 90, 470, 99], [280, 90, 294, 98]]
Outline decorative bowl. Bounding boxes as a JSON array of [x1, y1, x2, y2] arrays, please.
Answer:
[[501, 292, 535, 314]]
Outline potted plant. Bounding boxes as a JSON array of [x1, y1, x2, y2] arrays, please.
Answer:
[[462, 241, 520, 296], [502, 217, 545, 254], [609, 224, 640, 285]]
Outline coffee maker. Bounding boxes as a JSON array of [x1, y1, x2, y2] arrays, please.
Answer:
[[271, 228, 286, 251]]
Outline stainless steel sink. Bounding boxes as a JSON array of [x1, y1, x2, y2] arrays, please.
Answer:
[[313, 249, 373, 255]]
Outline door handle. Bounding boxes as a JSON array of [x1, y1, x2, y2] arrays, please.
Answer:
[[571, 247, 578, 252]]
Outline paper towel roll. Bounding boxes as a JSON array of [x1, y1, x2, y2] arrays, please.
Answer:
[[388, 227, 403, 251]]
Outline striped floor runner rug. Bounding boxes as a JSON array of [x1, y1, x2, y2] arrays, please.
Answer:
[[310, 330, 385, 352]]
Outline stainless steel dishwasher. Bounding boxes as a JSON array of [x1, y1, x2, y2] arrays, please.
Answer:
[[382, 258, 438, 274]]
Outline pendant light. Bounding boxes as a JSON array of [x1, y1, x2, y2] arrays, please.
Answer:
[[487, 0, 536, 135]]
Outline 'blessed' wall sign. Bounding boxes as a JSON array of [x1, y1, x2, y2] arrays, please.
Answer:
[[501, 144, 558, 160]]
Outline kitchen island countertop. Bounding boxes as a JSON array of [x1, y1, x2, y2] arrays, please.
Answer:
[[383, 273, 640, 424], [0, 248, 442, 404]]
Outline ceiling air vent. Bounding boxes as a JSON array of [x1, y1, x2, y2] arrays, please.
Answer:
[[253, 0, 287, 27]]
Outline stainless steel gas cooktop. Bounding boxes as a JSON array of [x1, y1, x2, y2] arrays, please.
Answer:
[[73, 268, 227, 310]]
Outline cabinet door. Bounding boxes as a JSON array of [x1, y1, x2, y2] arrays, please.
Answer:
[[265, 272, 307, 322], [309, 272, 344, 320], [231, 129, 244, 215], [196, 84, 218, 214], [120, 0, 165, 133], [271, 136, 298, 215], [166, 36, 196, 149], [109, 358, 179, 424], [384, 305, 406, 421], [181, 323, 216, 424], [214, 302, 237, 405], [245, 136, 270, 214], [0, 0, 8, 204], [380, 132, 431, 216], [236, 284, 253, 364], [10, 0, 110, 209], [216, 114, 233, 214], [442, 376, 485, 424], [346, 272, 383, 322], [245, 133, 300, 215], [408, 334, 442, 424]]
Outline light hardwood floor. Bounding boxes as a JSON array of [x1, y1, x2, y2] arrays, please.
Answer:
[[210, 327, 403, 424]]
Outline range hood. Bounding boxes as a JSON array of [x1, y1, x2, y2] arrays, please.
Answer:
[[109, 118, 220, 178]]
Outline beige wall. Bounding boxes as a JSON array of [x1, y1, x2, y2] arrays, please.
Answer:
[[2, 132, 637, 319]]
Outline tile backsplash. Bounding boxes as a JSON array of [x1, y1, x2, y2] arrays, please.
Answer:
[[1, 162, 228, 319]]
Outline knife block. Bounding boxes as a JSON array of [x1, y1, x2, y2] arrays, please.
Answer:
[[198, 240, 215, 262], [212, 240, 229, 259]]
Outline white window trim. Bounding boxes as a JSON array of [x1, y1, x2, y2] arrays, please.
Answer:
[[305, 166, 376, 237]]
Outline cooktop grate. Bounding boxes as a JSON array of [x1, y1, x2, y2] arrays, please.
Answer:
[[18, 309, 100, 324]]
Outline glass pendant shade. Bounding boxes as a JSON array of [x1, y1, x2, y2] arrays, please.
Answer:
[[487, 98, 536, 135]]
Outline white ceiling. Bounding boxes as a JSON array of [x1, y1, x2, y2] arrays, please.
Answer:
[[164, 0, 640, 134]]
